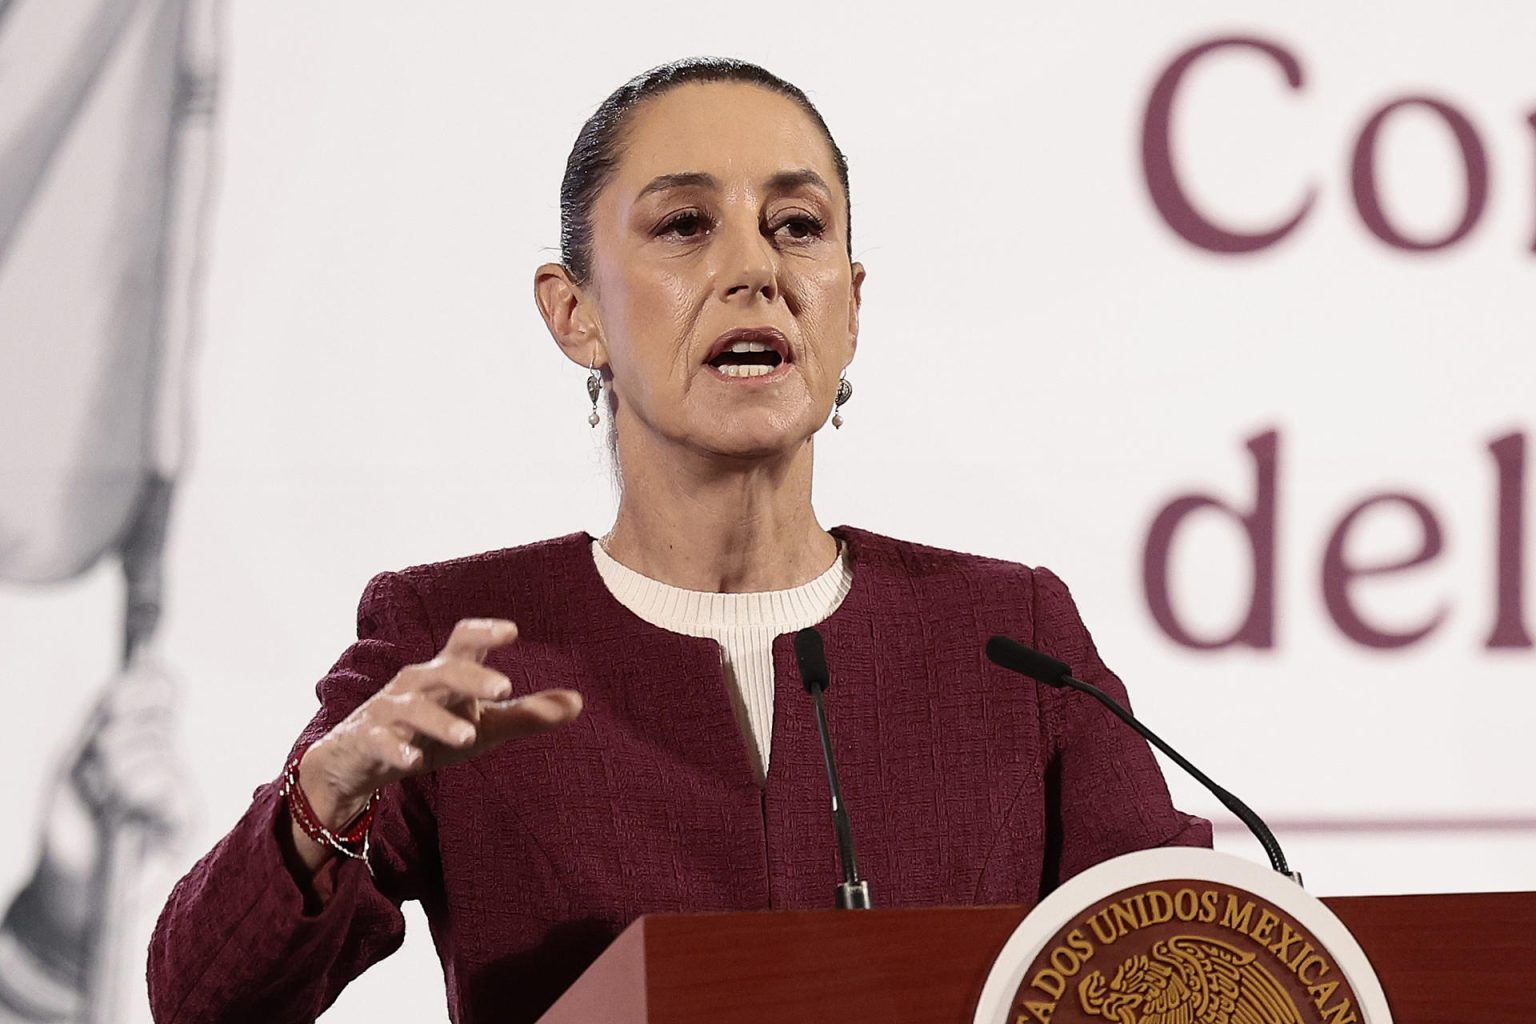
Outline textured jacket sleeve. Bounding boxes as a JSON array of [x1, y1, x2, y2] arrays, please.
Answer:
[[147, 572, 442, 1024], [1032, 567, 1212, 891]]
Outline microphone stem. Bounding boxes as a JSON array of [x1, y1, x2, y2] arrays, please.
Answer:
[[1061, 676, 1295, 881], [810, 686, 861, 887]]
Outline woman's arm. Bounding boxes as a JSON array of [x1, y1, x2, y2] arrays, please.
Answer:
[[147, 569, 582, 1023], [1032, 567, 1212, 894], [146, 572, 442, 1024]]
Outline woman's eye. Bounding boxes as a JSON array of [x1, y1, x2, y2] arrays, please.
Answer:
[[775, 214, 825, 241], [658, 211, 709, 238]]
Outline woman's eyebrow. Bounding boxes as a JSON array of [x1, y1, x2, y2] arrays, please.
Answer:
[[635, 168, 833, 201], [765, 168, 832, 198], [636, 171, 716, 200]]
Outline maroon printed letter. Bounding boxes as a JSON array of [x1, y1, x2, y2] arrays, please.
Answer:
[[1143, 431, 1278, 649], [1487, 432, 1532, 648], [1529, 111, 1536, 253], [1142, 37, 1315, 253], [1351, 97, 1488, 251], [1322, 494, 1446, 648]]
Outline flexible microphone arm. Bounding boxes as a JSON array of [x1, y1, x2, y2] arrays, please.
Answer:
[[794, 628, 873, 909], [985, 635, 1301, 885]]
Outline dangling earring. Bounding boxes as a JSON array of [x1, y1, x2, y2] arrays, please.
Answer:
[[832, 370, 853, 429], [586, 353, 603, 428]]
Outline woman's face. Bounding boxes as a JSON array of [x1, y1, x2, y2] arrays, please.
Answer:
[[581, 82, 863, 461]]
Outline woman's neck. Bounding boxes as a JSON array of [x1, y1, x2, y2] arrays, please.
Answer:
[[603, 435, 837, 594]]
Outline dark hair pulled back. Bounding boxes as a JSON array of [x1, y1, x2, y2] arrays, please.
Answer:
[[559, 57, 852, 284]]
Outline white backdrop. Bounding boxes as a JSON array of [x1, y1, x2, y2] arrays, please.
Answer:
[[1, 2, 1532, 1021]]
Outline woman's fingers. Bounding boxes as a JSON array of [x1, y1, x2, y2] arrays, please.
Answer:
[[305, 620, 564, 810], [477, 689, 584, 745], [384, 693, 480, 750], [440, 618, 519, 664], [392, 658, 512, 703]]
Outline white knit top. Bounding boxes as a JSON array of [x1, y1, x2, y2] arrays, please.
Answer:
[[590, 539, 854, 780]]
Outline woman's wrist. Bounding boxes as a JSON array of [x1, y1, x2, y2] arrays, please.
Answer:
[[281, 741, 378, 878], [296, 741, 371, 829]]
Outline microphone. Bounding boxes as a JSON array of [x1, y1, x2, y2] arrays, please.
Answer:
[[985, 635, 1301, 885], [793, 627, 873, 909]]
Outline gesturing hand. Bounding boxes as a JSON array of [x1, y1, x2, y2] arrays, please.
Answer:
[[295, 619, 581, 850]]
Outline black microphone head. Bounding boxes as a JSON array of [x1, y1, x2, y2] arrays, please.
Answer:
[[794, 627, 830, 693], [986, 635, 1072, 688]]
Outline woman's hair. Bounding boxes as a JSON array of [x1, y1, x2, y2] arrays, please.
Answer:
[[559, 57, 853, 284]]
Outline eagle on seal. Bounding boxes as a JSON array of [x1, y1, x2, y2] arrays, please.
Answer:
[[1077, 935, 1303, 1024]]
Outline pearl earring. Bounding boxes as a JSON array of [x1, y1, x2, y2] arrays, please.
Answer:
[[586, 354, 602, 428], [832, 371, 853, 429]]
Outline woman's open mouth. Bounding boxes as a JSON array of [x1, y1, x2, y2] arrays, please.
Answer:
[[704, 328, 792, 381], [709, 342, 785, 378]]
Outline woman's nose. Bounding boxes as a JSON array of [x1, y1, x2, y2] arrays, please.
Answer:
[[714, 216, 778, 303]]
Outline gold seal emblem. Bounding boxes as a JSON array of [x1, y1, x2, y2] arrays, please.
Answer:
[[1078, 935, 1302, 1024], [1007, 879, 1368, 1023], [974, 851, 1390, 1024]]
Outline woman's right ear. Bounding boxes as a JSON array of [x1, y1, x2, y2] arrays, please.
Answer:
[[534, 263, 605, 368]]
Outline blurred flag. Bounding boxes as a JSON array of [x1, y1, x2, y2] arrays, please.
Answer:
[[0, 0, 218, 587]]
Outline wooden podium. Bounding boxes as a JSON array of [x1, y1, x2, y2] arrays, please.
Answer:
[[537, 891, 1536, 1023]]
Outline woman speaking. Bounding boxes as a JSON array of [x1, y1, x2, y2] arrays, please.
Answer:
[[147, 58, 1209, 1024]]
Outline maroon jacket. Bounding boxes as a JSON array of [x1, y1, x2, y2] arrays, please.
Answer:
[[147, 526, 1210, 1023]]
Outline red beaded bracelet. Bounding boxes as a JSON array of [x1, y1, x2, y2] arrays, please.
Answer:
[[280, 746, 379, 863]]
